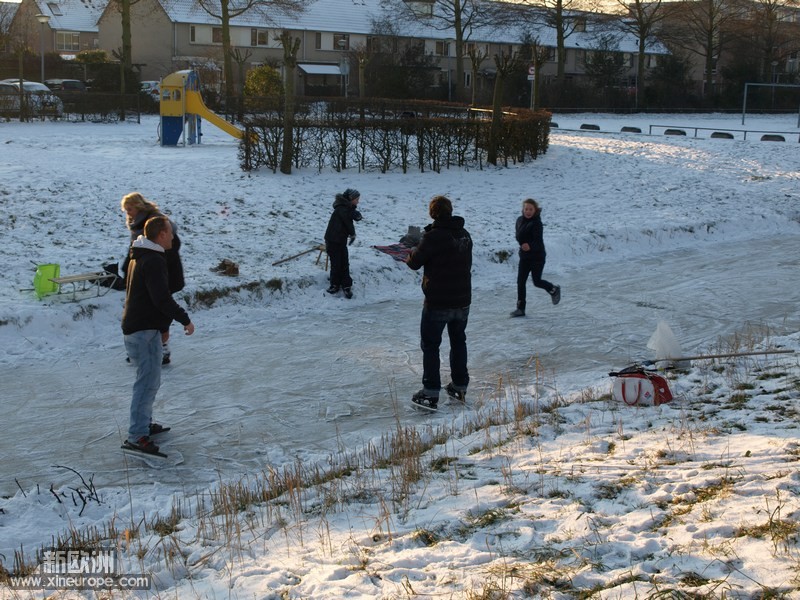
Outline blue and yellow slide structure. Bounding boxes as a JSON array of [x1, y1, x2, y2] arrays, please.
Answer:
[[159, 70, 244, 146]]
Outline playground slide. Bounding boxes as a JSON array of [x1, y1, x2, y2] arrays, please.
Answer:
[[185, 90, 244, 140]]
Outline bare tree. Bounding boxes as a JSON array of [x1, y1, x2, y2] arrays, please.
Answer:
[[231, 47, 252, 120], [106, 0, 155, 121], [0, 1, 17, 51], [466, 43, 488, 104], [105, 0, 143, 73], [278, 30, 300, 174], [525, 34, 553, 109], [487, 47, 520, 165], [364, 16, 440, 98], [656, 0, 745, 99], [611, 0, 674, 108], [352, 43, 370, 99], [493, 0, 585, 94], [743, 0, 800, 80], [384, 0, 495, 101], [194, 0, 306, 108]]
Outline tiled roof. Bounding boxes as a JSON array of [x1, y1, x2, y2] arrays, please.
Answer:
[[35, 0, 108, 32], [0, 1, 21, 21], [160, 0, 666, 53], [21, 0, 665, 53]]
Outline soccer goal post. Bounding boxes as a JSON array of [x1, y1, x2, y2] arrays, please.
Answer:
[[742, 82, 800, 127]]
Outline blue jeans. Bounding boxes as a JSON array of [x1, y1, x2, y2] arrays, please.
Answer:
[[420, 306, 469, 397], [124, 330, 162, 442]]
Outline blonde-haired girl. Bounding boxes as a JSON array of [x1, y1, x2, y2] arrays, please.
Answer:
[[510, 198, 560, 317]]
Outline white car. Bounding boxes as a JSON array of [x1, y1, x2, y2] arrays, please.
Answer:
[[0, 79, 64, 118], [140, 80, 160, 101]]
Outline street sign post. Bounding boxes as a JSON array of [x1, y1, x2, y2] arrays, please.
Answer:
[[528, 65, 536, 109]]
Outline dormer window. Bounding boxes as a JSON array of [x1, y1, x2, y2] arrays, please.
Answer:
[[407, 1, 433, 17]]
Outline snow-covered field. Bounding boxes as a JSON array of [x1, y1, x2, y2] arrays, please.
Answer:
[[1, 112, 799, 598]]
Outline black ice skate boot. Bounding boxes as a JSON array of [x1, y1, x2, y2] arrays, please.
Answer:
[[510, 301, 525, 318]]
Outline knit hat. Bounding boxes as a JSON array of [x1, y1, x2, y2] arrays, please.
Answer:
[[343, 188, 360, 201]]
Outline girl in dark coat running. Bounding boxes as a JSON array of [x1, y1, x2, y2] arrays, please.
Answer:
[[510, 198, 560, 317]]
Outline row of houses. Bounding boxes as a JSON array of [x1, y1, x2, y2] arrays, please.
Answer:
[[3, 0, 797, 101], [2, 0, 673, 99]]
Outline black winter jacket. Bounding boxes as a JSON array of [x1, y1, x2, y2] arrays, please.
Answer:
[[515, 211, 546, 258], [406, 215, 472, 309], [123, 210, 185, 293], [122, 240, 191, 335], [324, 195, 357, 244]]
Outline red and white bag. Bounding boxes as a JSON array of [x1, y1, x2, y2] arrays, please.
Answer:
[[610, 366, 673, 407]]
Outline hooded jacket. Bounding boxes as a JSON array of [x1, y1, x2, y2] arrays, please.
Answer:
[[122, 236, 191, 335], [324, 194, 357, 244], [406, 215, 472, 309], [515, 210, 546, 258], [124, 210, 185, 293]]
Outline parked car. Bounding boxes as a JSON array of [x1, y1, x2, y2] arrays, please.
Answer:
[[0, 79, 64, 118], [44, 79, 87, 92], [140, 80, 160, 101]]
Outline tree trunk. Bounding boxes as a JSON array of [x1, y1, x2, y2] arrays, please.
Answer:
[[637, 36, 646, 109], [358, 59, 366, 99], [488, 72, 504, 165], [121, 0, 132, 71], [453, 0, 464, 102], [221, 0, 235, 107], [280, 33, 301, 175]]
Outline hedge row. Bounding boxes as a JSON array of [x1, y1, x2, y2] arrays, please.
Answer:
[[238, 100, 550, 173]]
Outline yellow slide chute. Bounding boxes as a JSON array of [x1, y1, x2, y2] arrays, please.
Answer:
[[184, 90, 244, 140]]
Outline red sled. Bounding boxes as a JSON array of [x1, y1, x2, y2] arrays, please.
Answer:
[[609, 365, 673, 407]]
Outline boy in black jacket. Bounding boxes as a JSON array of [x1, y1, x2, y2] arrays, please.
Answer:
[[406, 195, 472, 410], [122, 216, 194, 455], [324, 188, 362, 299]]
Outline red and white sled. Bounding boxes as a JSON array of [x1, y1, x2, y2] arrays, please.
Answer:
[[609, 365, 673, 407]]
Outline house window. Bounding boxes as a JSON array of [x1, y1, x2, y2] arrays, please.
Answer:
[[409, 2, 433, 17], [435, 40, 450, 56], [572, 17, 586, 32], [464, 41, 479, 55], [315, 32, 322, 50], [56, 32, 80, 52], [190, 26, 196, 43], [646, 54, 657, 68], [464, 71, 471, 88], [333, 33, 349, 51], [366, 36, 380, 53], [251, 28, 269, 47], [212, 27, 223, 44], [47, 2, 62, 15]]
